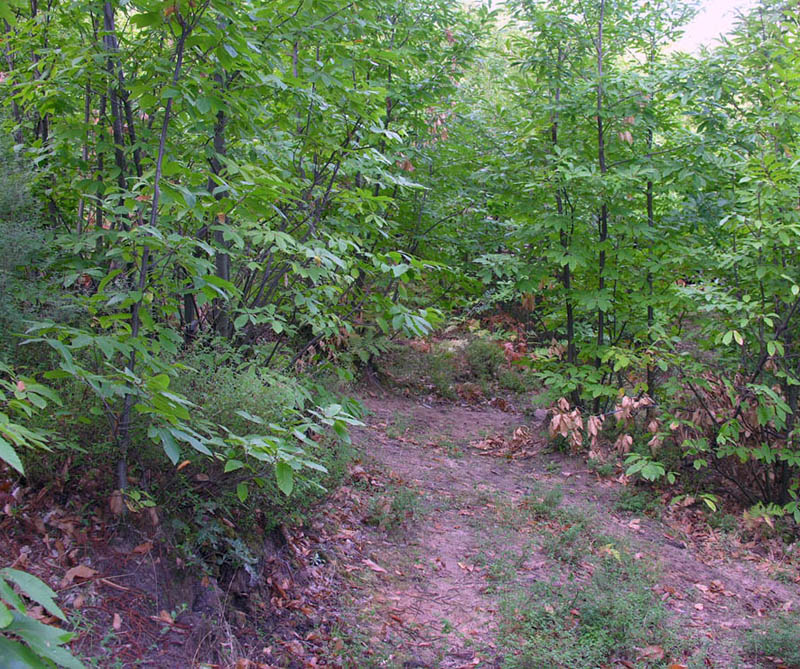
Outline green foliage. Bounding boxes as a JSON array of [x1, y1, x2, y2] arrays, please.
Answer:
[[587, 458, 615, 478], [542, 521, 592, 564], [0, 217, 47, 354], [499, 555, 681, 668], [523, 485, 564, 520], [465, 338, 504, 380], [497, 368, 530, 394], [745, 614, 800, 666], [364, 485, 421, 532], [615, 487, 662, 517], [0, 0, 490, 509], [0, 132, 34, 224], [429, 352, 460, 400], [0, 362, 59, 475], [0, 567, 84, 669], [708, 513, 739, 534]]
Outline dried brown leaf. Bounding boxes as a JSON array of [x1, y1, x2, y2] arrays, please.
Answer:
[[62, 564, 97, 587], [363, 558, 387, 574]]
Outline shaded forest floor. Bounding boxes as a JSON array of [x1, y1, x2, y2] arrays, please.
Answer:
[[2, 341, 800, 668]]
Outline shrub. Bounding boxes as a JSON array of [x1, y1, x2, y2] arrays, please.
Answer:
[[465, 338, 504, 380]]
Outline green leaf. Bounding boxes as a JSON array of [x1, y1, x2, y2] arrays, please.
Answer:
[[0, 600, 13, 628], [5, 613, 83, 668], [225, 459, 244, 473], [0, 436, 24, 475], [234, 410, 263, 424], [155, 428, 180, 466], [236, 482, 248, 502], [131, 11, 161, 27], [275, 461, 294, 496], [0, 637, 49, 669], [0, 579, 25, 614], [0, 5, 14, 26], [1, 569, 65, 621]]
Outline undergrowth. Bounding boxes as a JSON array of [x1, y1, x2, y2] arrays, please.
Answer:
[[745, 614, 800, 667], [498, 553, 688, 668]]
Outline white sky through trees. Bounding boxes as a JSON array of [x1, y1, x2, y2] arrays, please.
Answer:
[[671, 0, 758, 52]]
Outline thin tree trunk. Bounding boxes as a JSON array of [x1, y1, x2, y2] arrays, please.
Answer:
[[209, 73, 232, 338], [77, 82, 92, 234], [591, 0, 608, 414], [595, 0, 607, 367], [646, 142, 655, 396], [116, 22, 191, 491]]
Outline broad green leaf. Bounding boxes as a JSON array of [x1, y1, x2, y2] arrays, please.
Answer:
[[275, 461, 294, 496], [0, 569, 65, 621]]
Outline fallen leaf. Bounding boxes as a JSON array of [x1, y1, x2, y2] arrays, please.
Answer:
[[133, 541, 153, 554], [176, 460, 191, 471], [109, 491, 124, 516], [112, 613, 122, 630], [72, 595, 85, 609], [363, 558, 387, 574], [638, 645, 665, 661], [62, 564, 97, 587], [668, 664, 689, 669]]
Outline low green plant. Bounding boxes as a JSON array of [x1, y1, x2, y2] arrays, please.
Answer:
[[430, 352, 459, 399], [364, 485, 421, 532], [465, 338, 504, 380], [615, 487, 662, 517], [523, 485, 564, 519], [588, 458, 615, 478], [437, 437, 463, 458], [499, 555, 684, 668], [385, 411, 413, 439], [745, 614, 800, 666], [497, 368, 529, 394], [542, 521, 592, 564], [487, 551, 522, 584], [0, 361, 60, 475], [171, 501, 260, 576], [708, 512, 738, 533]]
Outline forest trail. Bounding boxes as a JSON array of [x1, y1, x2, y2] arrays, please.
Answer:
[[336, 391, 800, 668]]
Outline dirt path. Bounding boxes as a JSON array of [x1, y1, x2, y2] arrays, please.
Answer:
[[336, 391, 800, 668]]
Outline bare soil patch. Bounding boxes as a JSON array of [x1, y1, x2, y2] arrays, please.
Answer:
[[334, 390, 800, 668]]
